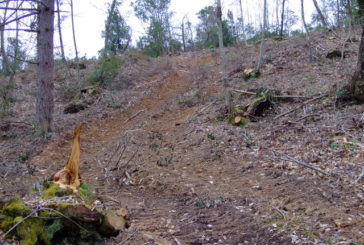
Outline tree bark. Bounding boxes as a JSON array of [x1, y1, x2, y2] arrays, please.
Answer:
[[70, 0, 78, 61], [258, 0, 267, 70], [352, 0, 364, 101], [181, 19, 186, 52], [36, 0, 55, 133], [312, 0, 328, 29], [216, 0, 231, 111], [56, 0, 66, 61], [279, 0, 286, 36], [1, 0, 11, 74], [238, 0, 247, 45], [104, 0, 118, 55]]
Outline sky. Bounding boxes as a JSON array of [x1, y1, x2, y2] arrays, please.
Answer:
[[57, 0, 315, 58]]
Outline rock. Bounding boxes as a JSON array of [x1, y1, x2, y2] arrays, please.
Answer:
[[100, 210, 127, 236]]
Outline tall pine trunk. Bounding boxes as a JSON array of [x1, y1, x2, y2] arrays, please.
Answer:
[[280, 0, 286, 36], [258, 0, 267, 70], [36, 0, 55, 133], [216, 0, 231, 111], [352, 0, 364, 101], [1, 0, 11, 74], [312, 0, 328, 29], [56, 0, 66, 61], [238, 0, 247, 45]]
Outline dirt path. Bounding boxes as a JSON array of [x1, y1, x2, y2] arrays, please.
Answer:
[[27, 54, 364, 244]]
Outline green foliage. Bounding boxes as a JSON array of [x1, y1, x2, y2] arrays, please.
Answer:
[[79, 183, 96, 202], [44, 219, 63, 242], [207, 133, 215, 140], [0, 77, 16, 116], [195, 6, 237, 49], [102, 0, 131, 56], [6, 37, 27, 72], [88, 56, 120, 88], [42, 183, 73, 200], [17, 152, 29, 163], [134, 0, 174, 57]]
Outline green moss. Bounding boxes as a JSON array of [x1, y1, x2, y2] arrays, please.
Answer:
[[17, 218, 46, 245], [44, 219, 63, 241], [57, 202, 71, 210], [79, 183, 96, 202], [0, 215, 15, 231], [42, 183, 73, 200], [3, 197, 32, 217]]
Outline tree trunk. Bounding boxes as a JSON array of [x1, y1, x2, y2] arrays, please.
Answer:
[[238, 0, 247, 45], [56, 0, 66, 61], [301, 0, 314, 61], [352, 0, 364, 101], [104, 0, 118, 55], [312, 0, 329, 29], [301, 0, 310, 37], [36, 0, 55, 133], [181, 20, 186, 52], [280, 0, 286, 36], [70, 0, 78, 61], [216, 0, 231, 111], [336, 0, 341, 27], [258, 0, 267, 70], [1, 0, 11, 74]]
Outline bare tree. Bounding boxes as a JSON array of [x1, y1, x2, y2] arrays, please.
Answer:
[[36, 0, 55, 133], [352, 0, 364, 101], [1, 0, 12, 74], [312, 0, 329, 29], [258, 0, 267, 70], [56, 0, 66, 61], [216, 0, 231, 111], [238, 0, 247, 44], [181, 16, 186, 52], [70, 0, 78, 61], [280, 0, 286, 36]]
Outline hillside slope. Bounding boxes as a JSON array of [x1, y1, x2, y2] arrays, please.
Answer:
[[1, 30, 364, 244]]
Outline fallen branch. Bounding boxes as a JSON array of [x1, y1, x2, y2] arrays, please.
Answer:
[[274, 94, 326, 120], [123, 110, 145, 124], [272, 152, 331, 176], [232, 89, 256, 96], [0, 121, 33, 127], [120, 148, 139, 170], [356, 167, 364, 184], [233, 89, 308, 99]]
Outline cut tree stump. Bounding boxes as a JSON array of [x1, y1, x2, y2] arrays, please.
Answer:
[[53, 124, 82, 192]]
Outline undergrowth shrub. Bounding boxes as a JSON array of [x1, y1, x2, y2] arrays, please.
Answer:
[[88, 56, 121, 88], [0, 76, 16, 116]]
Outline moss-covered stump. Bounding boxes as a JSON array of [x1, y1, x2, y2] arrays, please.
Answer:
[[243, 68, 261, 81], [0, 183, 128, 245], [245, 88, 275, 117], [228, 106, 248, 127]]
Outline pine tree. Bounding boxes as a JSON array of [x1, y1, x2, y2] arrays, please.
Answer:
[[103, 0, 131, 56]]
